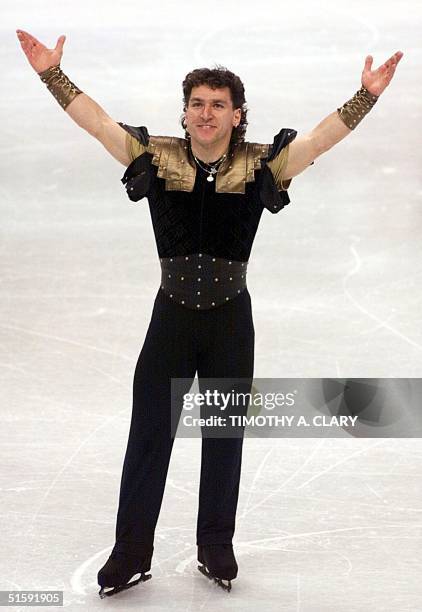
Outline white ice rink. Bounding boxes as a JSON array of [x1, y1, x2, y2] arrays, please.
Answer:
[[1, 0, 422, 610]]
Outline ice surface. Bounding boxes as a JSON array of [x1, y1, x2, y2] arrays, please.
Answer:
[[1, 0, 421, 609]]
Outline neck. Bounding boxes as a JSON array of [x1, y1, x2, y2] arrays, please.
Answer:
[[189, 139, 230, 164]]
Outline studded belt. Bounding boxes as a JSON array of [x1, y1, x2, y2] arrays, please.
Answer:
[[160, 253, 248, 309]]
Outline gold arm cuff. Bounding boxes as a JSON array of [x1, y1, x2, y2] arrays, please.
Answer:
[[337, 86, 378, 130], [38, 65, 83, 110]]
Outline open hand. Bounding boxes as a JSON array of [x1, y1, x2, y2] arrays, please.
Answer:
[[362, 51, 403, 97], [16, 29, 66, 74]]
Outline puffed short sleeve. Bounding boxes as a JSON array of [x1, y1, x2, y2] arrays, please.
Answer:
[[258, 128, 297, 213], [266, 145, 291, 191], [118, 123, 150, 161], [118, 124, 152, 202]]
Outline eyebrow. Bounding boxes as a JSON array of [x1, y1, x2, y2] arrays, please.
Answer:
[[189, 97, 228, 104]]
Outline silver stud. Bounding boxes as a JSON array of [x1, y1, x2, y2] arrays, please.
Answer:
[[229, 277, 233, 281], [196, 304, 201, 308], [241, 275, 244, 278], [212, 302, 215, 306], [170, 294, 173, 298], [199, 253, 202, 257], [214, 277, 219, 282], [170, 258, 173, 262], [180, 276, 184, 280], [168, 274, 171, 278], [225, 297, 229, 301], [238, 290, 240, 293], [229, 261, 232, 265], [212, 258, 216, 262], [181, 300, 185, 304], [197, 291, 201, 295], [185, 256, 189, 260], [241, 263, 244, 267], [198, 277, 201, 281], [274, 205, 277, 209], [198, 265, 201, 269]]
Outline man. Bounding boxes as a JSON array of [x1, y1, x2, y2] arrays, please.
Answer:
[[16, 28, 403, 597]]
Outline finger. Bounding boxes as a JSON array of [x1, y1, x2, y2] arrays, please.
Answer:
[[383, 62, 397, 83], [387, 63, 398, 79], [384, 51, 402, 67], [364, 55, 373, 72], [17, 29, 41, 43], [16, 32, 37, 60], [18, 29, 43, 48], [55, 35, 66, 53], [16, 31, 29, 45], [18, 35, 37, 54], [17, 36, 32, 55], [384, 55, 399, 72]]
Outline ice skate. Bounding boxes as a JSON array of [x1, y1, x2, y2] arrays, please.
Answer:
[[197, 544, 238, 592], [97, 546, 153, 599]]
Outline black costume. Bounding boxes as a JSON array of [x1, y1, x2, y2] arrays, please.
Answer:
[[111, 124, 297, 556]]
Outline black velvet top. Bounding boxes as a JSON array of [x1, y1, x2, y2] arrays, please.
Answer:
[[120, 125, 298, 262]]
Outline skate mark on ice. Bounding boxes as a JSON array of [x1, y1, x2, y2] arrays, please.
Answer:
[[71, 547, 112, 595], [0, 322, 134, 362], [365, 482, 384, 501], [295, 440, 385, 491], [244, 523, 413, 546], [343, 244, 422, 352], [166, 478, 196, 497], [175, 553, 197, 575], [237, 446, 274, 531], [284, 491, 422, 515], [295, 440, 386, 490], [72, 525, 192, 595], [2, 511, 113, 525], [239, 440, 326, 520], [11, 405, 129, 584]]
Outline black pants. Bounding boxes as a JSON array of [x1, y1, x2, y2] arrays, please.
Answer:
[[115, 287, 255, 550]]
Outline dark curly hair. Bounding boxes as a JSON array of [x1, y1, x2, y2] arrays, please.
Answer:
[[180, 65, 248, 146]]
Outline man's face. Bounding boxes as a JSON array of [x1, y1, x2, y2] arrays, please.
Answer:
[[184, 85, 242, 150]]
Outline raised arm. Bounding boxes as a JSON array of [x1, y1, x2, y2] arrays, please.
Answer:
[[16, 29, 131, 166], [283, 51, 404, 180]]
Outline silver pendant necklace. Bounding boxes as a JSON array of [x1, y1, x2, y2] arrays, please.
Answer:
[[192, 152, 227, 182]]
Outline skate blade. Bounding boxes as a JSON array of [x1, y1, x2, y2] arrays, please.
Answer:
[[98, 572, 151, 599], [198, 564, 232, 592]]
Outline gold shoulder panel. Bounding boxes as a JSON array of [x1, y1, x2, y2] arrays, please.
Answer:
[[216, 141, 269, 194], [147, 136, 196, 192], [146, 136, 269, 194]]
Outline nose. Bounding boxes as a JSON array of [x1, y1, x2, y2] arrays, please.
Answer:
[[200, 104, 213, 121]]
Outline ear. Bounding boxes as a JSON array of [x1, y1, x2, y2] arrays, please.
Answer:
[[233, 108, 242, 126]]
